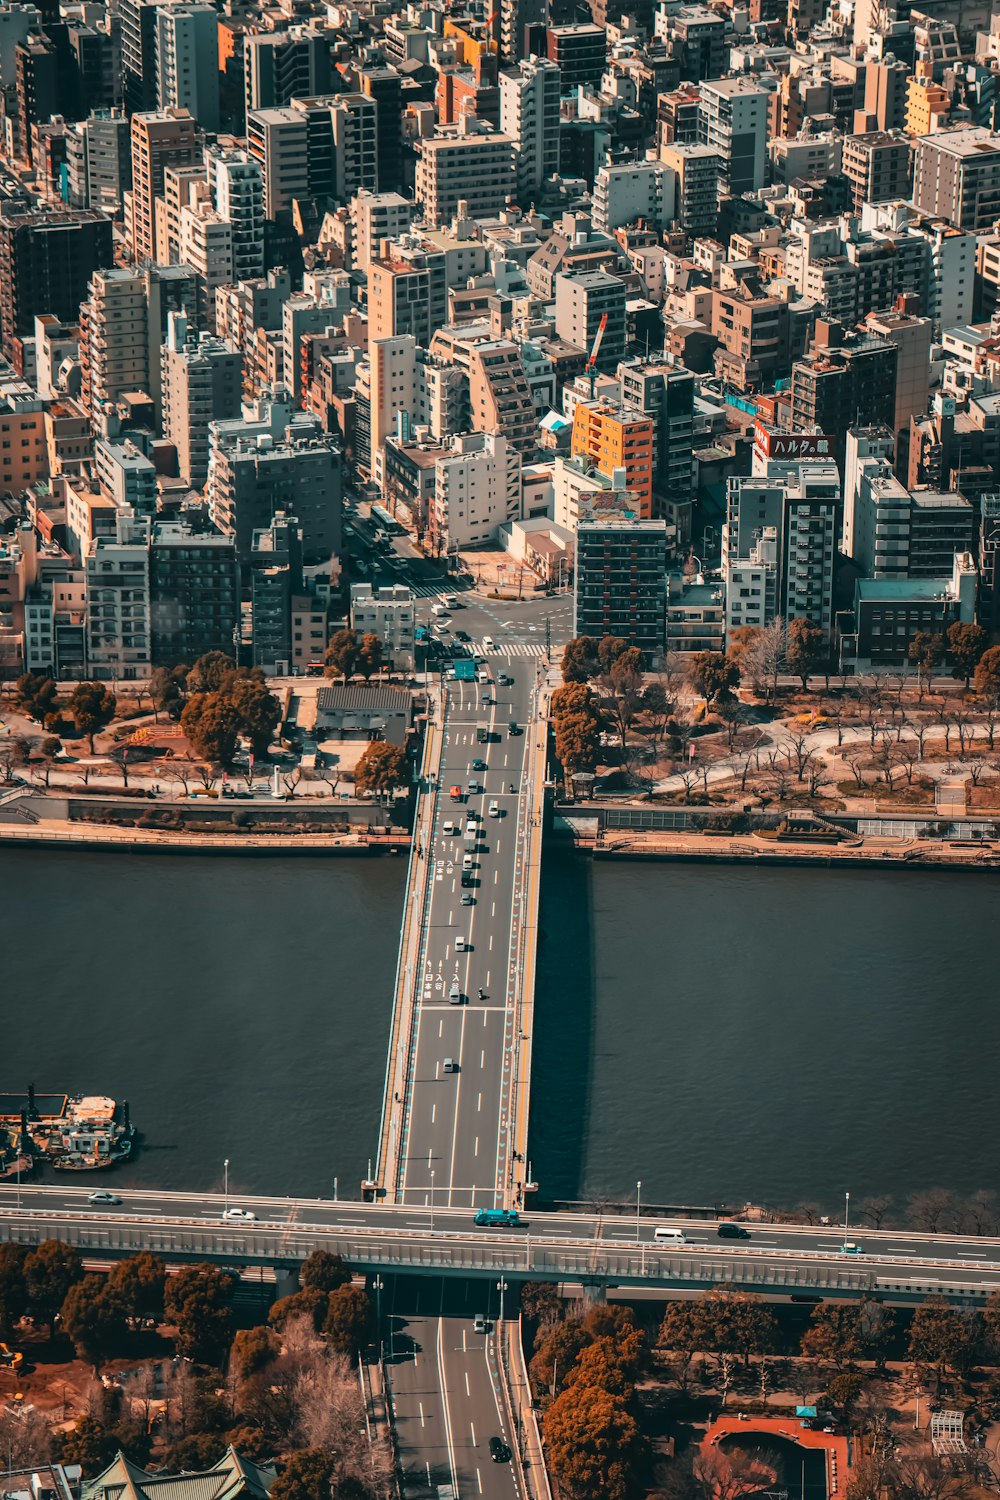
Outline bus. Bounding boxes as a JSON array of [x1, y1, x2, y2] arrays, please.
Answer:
[[371, 503, 397, 533]]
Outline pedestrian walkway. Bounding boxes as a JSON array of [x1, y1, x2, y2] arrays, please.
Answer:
[[494, 642, 550, 659]]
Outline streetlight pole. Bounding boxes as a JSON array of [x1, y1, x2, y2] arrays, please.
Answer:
[[843, 1190, 850, 1248], [497, 1279, 508, 1325], [373, 1277, 384, 1359], [636, 1180, 642, 1243], [430, 1169, 435, 1232], [224, 1158, 229, 1212]]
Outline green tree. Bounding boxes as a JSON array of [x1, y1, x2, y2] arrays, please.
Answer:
[[14, 673, 57, 723], [354, 741, 409, 800], [322, 1284, 372, 1355], [149, 666, 183, 721], [786, 618, 827, 689], [231, 1326, 281, 1380], [325, 629, 358, 682], [597, 636, 630, 676], [826, 1370, 867, 1417], [566, 1328, 646, 1398], [356, 633, 384, 681], [561, 636, 599, 683], [686, 651, 740, 706], [554, 710, 600, 773], [908, 1295, 978, 1376], [24, 1240, 83, 1339], [544, 1383, 646, 1500], [187, 652, 236, 694], [0, 1243, 28, 1336], [300, 1250, 351, 1293], [947, 621, 988, 687], [69, 682, 116, 752], [269, 1448, 334, 1500], [699, 1289, 774, 1366], [227, 676, 280, 758], [268, 1286, 328, 1333], [162, 1434, 228, 1471], [658, 1300, 706, 1389], [908, 632, 945, 694], [56, 1416, 118, 1477], [181, 691, 242, 766], [59, 1276, 126, 1369], [164, 1264, 236, 1365], [107, 1252, 165, 1330], [974, 645, 1000, 700]]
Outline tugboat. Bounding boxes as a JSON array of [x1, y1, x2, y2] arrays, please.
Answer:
[[0, 1086, 135, 1171]]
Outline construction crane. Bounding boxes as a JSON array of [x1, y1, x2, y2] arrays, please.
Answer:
[[585, 311, 608, 396]]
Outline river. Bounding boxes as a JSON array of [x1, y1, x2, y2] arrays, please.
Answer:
[[4, 846, 996, 1215]]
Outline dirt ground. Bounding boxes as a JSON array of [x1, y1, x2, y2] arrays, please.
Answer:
[[1, 1325, 172, 1431]]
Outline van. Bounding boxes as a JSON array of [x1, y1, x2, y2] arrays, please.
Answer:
[[477, 669, 491, 684], [449, 981, 461, 1003], [464, 825, 477, 844], [653, 1225, 687, 1243], [455, 935, 466, 952], [473, 1313, 487, 1334], [443, 821, 456, 836], [474, 1208, 520, 1227], [463, 854, 473, 870], [482, 636, 494, 651], [443, 1057, 457, 1072], [431, 603, 446, 616]]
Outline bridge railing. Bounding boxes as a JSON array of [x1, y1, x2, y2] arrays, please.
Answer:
[[375, 689, 446, 1196]]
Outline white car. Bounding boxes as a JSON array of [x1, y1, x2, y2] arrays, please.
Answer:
[[455, 935, 466, 952], [221, 1207, 256, 1222], [488, 801, 499, 818], [87, 1190, 122, 1206]]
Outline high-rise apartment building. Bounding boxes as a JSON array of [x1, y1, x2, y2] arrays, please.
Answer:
[[723, 462, 841, 631], [247, 93, 376, 219], [161, 312, 242, 487], [128, 108, 198, 263], [571, 399, 654, 519], [415, 116, 516, 226], [155, 4, 218, 134], [500, 0, 547, 67], [912, 128, 1000, 232], [658, 143, 720, 239], [698, 75, 768, 197], [432, 430, 520, 552], [499, 55, 560, 201], [0, 204, 113, 364], [545, 24, 606, 92], [574, 518, 667, 654], [150, 521, 240, 668], [359, 65, 402, 195], [15, 32, 57, 165], [245, 27, 331, 114], [119, 0, 157, 115], [350, 190, 414, 275], [468, 339, 536, 457], [80, 262, 198, 420], [593, 159, 676, 234], [554, 270, 627, 369], [842, 131, 913, 214], [206, 145, 264, 283]]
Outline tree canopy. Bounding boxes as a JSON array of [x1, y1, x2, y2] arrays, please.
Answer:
[[354, 741, 409, 800], [947, 621, 988, 687], [164, 1264, 237, 1365], [69, 682, 117, 752]]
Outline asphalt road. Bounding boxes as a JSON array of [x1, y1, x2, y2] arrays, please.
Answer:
[[4, 1184, 1000, 1273], [398, 652, 535, 1213]]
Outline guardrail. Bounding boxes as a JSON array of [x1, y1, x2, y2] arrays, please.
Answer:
[[502, 1317, 552, 1500], [375, 693, 446, 1196], [2, 1211, 997, 1296]]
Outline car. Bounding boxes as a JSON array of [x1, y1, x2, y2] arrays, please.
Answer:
[[717, 1222, 750, 1239], [221, 1208, 256, 1221], [472, 759, 487, 771], [442, 1058, 457, 1073], [455, 935, 466, 952], [482, 695, 494, 706], [508, 721, 520, 735], [87, 1191, 122, 1206], [455, 630, 471, 642], [449, 979, 462, 1002], [467, 781, 482, 795], [488, 801, 500, 818], [841, 1242, 864, 1254], [461, 872, 474, 887], [489, 1437, 512, 1464], [461, 893, 474, 905], [473, 1313, 488, 1334]]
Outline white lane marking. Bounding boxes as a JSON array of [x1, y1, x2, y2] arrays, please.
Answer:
[[477, 1092, 482, 1111], [435, 1062, 440, 1079], [486, 970, 490, 987], [437, 1311, 460, 1497], [470, 1421, 477, 1448], [431, 1104, 436, 1124], [439, 1019, 443, 1037], [419, 1402, 425, 1428], [491, 901, 496, 917], [465, 1371, 470, 1397], [494, 870, 498, 884], [476, 1471, 483, 1495], [463, 1328, 467, 1352], [481, 1050, 485, 1068], [489, 934, 493, 950], [474, 1136, 479, 1157]]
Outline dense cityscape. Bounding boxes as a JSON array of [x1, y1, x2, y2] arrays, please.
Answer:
[[2, 0, 1000, 1495]]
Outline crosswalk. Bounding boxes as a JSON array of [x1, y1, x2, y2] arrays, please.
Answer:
[[492, 642, 551, 658]]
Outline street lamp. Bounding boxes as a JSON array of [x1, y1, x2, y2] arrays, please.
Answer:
[[224, 1158, 230, 1211], [373, 1276, 385, 1358], [842, 1190, 850, 1249], [430, 1169, 435, 1232], [497, 1279, 508, 1325], [636, 1180, 642, 1243]]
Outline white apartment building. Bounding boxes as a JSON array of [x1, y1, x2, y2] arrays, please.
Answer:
[[156, 4, 219, 134], [85, 513, 152, 680], [415, 117, 516, 228], [725, 526, 778, 637], [349, 582, 415, 669], [350, 189, 414, 272], [499, 55, 561, 201], [593, 157, 676, 234], [769, 134, 842, 186], [433, 432, 521, 552], [207, 146, 264, 282], [698, 76, 768, 197], [94, 437, 158, 513], [179, 201, 235, 315]]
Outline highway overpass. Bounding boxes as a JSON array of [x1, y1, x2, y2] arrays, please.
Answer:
[[3, 1187, 1000, 1302]]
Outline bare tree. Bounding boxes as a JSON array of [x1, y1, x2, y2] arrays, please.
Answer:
[[786, 728, 816, 782], [194, 762, 219, 792], [897, 743, 920, 786], [952, 708, 975, 758], [805, 760, 832, 799], [908, 1189, 960, 1234], [981, 698, 1000, 750], [282, 768, 305, 797], [967, 757, 988, 786], [167, 764, 192, 797], [858, 1195, 894, 1230], [843, 746, 869, 789]]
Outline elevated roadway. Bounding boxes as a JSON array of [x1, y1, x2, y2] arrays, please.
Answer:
[[4, 1187, 1000, 1301]]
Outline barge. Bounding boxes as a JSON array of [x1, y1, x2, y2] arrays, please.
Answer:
[[0, 1085, 135, 1171]]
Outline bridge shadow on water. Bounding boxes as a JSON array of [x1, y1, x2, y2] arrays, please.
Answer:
[[529, 843, 595, 1205]]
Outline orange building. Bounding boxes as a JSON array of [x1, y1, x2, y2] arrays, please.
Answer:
[[571, 401, 654, 519]]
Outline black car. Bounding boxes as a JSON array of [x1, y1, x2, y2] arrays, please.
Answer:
[[489, 1437, 512, 1464], [717, 1222, 751, 1239], [455, 630, 471, 642]]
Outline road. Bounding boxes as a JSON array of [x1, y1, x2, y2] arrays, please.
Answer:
[[396, 655, 536, 1214]]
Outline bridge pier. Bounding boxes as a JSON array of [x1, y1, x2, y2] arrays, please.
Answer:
[[579, 1279, 608, 1306]]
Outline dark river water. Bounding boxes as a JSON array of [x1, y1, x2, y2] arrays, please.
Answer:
[[3, 846, 996, 1216]]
